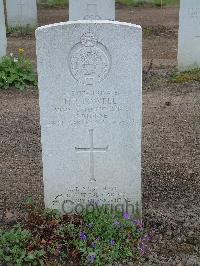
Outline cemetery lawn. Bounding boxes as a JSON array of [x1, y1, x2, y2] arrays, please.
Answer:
[[1, 4, 200, 265]]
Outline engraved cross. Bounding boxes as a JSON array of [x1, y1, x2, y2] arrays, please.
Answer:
[[75, 129, 108, 182], [17, 0, 25, 20]]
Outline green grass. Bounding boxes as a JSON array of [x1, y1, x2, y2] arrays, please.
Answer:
[[39, 0, 68, 7], [38, 0, 179, 7], [7, 26, 34, 36], [116, 0, 179, 6], [171, 68, 200, 83], [150, 0, 179, 6]]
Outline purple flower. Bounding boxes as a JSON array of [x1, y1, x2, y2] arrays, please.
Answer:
[[141, 234, 151, 242], [139, 234, 150, 256], [110, 239, 115, 246], [87, 223, 93, 228], [96, 236, 100, 241], [113, 220, 121, 226], [140, 242, 147, 256], [133, 219, 144, 230], [91, 241, 96, 248], [87, 252, 96, 264], [152, 224, 157, 230], [133, 219, 140, 225], [123, 212, 129, 220], [79, 231, 87, 241]]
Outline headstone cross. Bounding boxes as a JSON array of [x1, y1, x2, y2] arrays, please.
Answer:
[[75, 129, 108, 182], [17, 0, 25, 20]]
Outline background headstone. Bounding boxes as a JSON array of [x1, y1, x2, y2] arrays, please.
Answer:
[[36, 21, 142, 215], [69, 0, 115, 21], [178, 0, 200, 70], [0, 0, 6, 59], [6, 0, 37, 27]]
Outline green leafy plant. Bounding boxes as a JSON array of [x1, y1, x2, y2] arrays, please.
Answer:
[[0, 49, 37, 90], [0, 224, 45, 266]]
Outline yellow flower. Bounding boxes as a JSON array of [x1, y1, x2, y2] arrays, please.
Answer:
[[18, 48, 24, 54]]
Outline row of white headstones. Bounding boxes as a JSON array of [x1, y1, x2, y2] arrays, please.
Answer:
[[1, 0, 200, 69], [0, 0, 199, 215]]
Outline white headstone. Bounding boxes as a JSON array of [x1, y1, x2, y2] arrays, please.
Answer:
[[69, 0, 115, 21], [0, 0, 6, 59], [6, 0, 37, 27], [178, 0, 200, 70], [36, 21, 142, 215]]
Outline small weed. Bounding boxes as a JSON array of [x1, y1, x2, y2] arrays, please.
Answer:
[[171, 68, 200, 83], [143, 27, 154, 37], [0, 49, 37, 90]]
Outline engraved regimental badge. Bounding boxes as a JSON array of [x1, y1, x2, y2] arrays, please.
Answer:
[[83, 4, 101, 20], [69, 33, 111, 86]]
